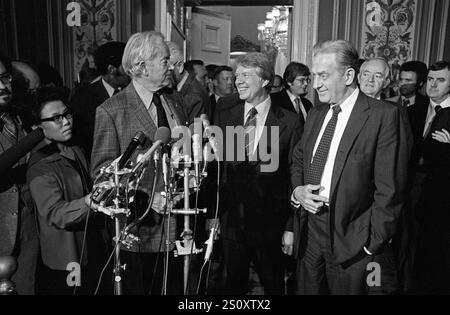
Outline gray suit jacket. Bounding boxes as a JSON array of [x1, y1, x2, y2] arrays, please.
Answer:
[[91, 83, 185, 252]]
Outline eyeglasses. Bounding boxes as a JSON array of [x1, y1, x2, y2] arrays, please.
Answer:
[[40, 110, 73, 124], [0, 72, 12, 85], [296, 77, 311, 85]]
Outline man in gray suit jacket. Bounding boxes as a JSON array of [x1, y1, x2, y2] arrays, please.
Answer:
[[91, 31, 186, 294]]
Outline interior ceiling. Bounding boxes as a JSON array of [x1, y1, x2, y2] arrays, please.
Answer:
[[184, 0, 293, 6]]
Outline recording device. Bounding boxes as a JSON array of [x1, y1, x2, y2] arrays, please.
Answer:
[[0, 127, 44, 176], [117, 131, 147, 169]]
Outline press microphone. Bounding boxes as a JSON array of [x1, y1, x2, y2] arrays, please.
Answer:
[[132, 127, 171, 172], [200, 114, 219, 155], [0, 127, 44, 176], [162, 145, 170, 189], [118, 131, 147, 169]]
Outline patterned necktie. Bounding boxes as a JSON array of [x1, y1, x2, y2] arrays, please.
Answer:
[[402, 98, 410, 107], [0, 112, 18, 145], [152, 92, 169, 128], [244, 107, 258, 159], [295, 97, 305, 124], [305, 105, 342, 191]]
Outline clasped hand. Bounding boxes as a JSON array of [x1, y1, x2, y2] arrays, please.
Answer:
[[290, 185, 329, 214]]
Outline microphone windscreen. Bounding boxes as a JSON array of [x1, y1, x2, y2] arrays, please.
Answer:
[[154, 126, 171, 145], [134, 131, 147, 146]]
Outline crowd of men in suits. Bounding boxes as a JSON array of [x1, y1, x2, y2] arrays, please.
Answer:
[[1, 30, 450, 295]]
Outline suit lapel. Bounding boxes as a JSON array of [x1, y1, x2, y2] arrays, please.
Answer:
[[126, 84, 157, 137], [329, 93, 370, 198]]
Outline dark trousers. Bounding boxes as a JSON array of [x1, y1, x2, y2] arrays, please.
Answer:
[[222, 239, 284, 295], [120, 250, 183, 295], [296, 228, 373, 295]]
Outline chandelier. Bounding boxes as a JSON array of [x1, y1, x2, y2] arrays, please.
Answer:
[[257, 6, 290, 53]]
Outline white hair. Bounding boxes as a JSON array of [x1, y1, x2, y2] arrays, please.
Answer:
[[122, 31, 167, 78]]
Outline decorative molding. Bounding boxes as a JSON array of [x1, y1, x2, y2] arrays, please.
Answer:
[[344, 0, 352, 41], [413, 0, 424, 60], [437, 0, 449, 60], [424, 0, 436, 64], [332, 0, 340, 40], [291, 0, 319, 65]]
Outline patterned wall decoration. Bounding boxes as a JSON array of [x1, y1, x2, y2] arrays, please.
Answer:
[[73, 0, 118, 79], [361, 0, 417, 94]]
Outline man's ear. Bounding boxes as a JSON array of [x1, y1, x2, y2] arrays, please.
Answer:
[[345, 68, 356, 86], [262, 79, 270, 88]]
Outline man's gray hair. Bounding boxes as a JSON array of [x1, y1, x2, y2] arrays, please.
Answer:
[[313, 40, 360, 74], [165, 41, 184, 63], [122, 31, 167, 78]]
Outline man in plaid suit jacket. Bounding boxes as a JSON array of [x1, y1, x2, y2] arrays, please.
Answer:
[[91, 31, 186, 294]]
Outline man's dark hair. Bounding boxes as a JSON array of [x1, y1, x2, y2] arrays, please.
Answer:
[[401, 61, 428, 86], [429, 60, 450, 73], [94, 41, 126, 76], [184, 60, 204, 74], [206, 64, 218, 79], [32, 86, 70, 122], [36, 63, 64, 87], [0, 51, 12, 73], [213, 65, 233, 80], [283, 62, 310, 89]]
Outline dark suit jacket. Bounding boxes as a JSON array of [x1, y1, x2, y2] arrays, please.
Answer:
[[271, 90, 313, 114], [213, 95, 302, 245], [69, 80, 110, 157], [179, 73, 210, 125], [290, 91, 408, 264], [90, 82, 186, 252], [406, 93, 430, 171]]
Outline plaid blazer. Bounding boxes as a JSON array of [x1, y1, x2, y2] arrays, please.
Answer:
[[91, 83, 185, 252]]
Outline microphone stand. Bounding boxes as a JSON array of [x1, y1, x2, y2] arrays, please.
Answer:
[[113, 162, 124, 295]]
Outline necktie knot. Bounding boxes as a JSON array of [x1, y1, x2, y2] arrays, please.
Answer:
[[248, 107, 258, 119], [435, 105, 442, 113], [113, 88, 120, 95], [402, 98, 410, 107], [331, 105, 342, 115]]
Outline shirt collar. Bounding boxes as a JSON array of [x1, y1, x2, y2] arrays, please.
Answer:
[[401, 95, 416, 105], [177, 72, 189, 92], [430, 95, 450, 109], [102, 79, 116, 98], [335, 88, 360, 113], [132, 80, 154, 110], [244, 96, 271, 119]]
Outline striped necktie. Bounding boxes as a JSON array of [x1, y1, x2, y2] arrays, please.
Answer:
[[244, 107, 258, 159], [0, 112, 18, 145]]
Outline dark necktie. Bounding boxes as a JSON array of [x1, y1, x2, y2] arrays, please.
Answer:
[[305, 105, 342, 190], [402, 98, 410, 107], [423, 105, 442, 138], [152, 92, 169, 128], [295, 97, 305, 124], [244, 107, 258, 159], [113, 88, 120, 96], [0, 112, 18, 145]]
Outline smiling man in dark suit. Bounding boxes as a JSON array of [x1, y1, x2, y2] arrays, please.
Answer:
[[213, 52, 301, 294], [288, 40, 408, 295]]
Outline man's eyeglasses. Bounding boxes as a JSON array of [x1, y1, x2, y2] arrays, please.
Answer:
[[0, 72, 12, 85], [40, 110, 73, 124]]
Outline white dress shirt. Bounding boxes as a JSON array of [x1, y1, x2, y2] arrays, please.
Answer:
[[311, 88, 360, 201], [244, 97, 271, 155], [423, 95, 450, 137], [102, 79, 116, 97], [287, 89, 307, 121], [132, 80, 178, 130]]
